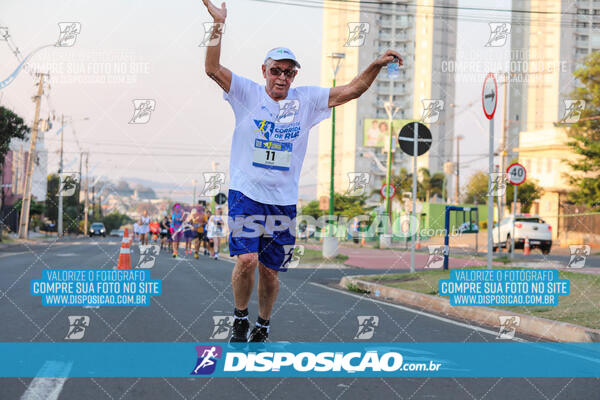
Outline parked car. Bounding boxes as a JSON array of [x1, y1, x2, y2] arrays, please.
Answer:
[[89, 222, 106, 237], [492, 215, 552, 254], [110, 229, 124, 237]]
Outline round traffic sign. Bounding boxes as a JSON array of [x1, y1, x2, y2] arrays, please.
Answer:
[[398, 122, 432, 156], [380, 184, 396, 199], [482, 73, 498, 120], [214, 192, 227, 205], [507, 163, 526, 185]]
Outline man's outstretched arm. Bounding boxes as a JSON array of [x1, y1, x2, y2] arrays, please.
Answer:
[[202, 0, 233, 93], [328, 50, 403, 108]]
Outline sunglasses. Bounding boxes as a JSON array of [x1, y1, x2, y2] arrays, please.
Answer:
[[269, 67, 297, 78]]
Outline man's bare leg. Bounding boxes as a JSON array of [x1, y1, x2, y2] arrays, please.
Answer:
[[257, 263, 279, 320], [231, 253, 258, 309]]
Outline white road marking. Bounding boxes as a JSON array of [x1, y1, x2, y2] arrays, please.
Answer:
[[309, 282, 519, 340], [20, 360, 72, 400], [0, 251, 29, 258]]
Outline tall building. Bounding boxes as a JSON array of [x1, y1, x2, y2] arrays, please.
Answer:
[[509, 0, 600, 161], [317, 0, 457, 202], [510, 0, 599, 244]]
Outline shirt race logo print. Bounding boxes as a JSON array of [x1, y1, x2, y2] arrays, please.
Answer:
[[420, 99, 444, 123], [129, 99, 156, 124], [191, 345, 222, 375], [497, 316, 520, 339], [344, 22, 370, 47], [209, 316, 234, 340], [254, 119, 275, 140], [65, 316, 90, 340], [567, 245, 590, 269], [485, 22, 510, 47], [201, 172, 226, 197], [424, 245, 445, 269], [136, 245, 160, 269], [345, 172, 370, 197], [560, 100, 585, 124], [56, 22, 81, 47], [59, 172, 79, 197], [276, 100, 299, 123], [354, 316, 379, 340]]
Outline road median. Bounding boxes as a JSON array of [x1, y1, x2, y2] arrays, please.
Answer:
[[339, 274, 600, 342]]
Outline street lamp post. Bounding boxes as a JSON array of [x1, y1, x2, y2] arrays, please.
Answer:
[[323, 52, 345, 258], [381, 96, 399, 248]]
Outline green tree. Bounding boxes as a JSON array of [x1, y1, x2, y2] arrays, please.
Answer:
[[45, 174, 82, 232], [417, 168, 446, 201], [463, 171, 488, 204], [0, 107, 29, 240], [505, 180, 544, 213], [0, 106, 29, 169], [102, 211, 133, 233], [301, 194, 374, 219], [559, 51, 600, 209]]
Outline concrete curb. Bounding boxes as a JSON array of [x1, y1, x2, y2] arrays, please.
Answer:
[[340, 275, 600, 342]]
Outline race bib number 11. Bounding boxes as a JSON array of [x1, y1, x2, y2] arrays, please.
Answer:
[[253, 139, 292, 171]]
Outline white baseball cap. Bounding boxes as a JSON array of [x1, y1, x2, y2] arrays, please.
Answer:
[[264, 47, 301, 69]]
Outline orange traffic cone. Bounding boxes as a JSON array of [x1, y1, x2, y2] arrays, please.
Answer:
[[415, 234, 421, 249], [117, 228, 132, 269], [523, 236, 530, 255]]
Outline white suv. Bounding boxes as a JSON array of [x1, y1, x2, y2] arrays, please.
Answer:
[[492, 215, 552, 254]]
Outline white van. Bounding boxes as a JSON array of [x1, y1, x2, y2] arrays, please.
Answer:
[[492, 215, 552, 254]]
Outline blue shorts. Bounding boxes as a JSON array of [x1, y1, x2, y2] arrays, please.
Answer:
[[228, 190, 296, 271]]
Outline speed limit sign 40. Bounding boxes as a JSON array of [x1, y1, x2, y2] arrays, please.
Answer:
[[507, 163, 526, 185]]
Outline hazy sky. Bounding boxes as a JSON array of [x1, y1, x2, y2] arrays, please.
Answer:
[[0, 0, 510, 202]]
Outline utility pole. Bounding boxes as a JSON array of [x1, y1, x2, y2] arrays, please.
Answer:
[[455, 135, 463, 204], [58, 114, 64, 237], [18, 73, 47, 239], [192, 179, 197, 205], [84, 153, 89, 233], [499, 73, 509, 245]]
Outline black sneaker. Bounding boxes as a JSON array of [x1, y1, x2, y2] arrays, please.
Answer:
[[248, 325, 269, 342], [229, 318, 250, 343]]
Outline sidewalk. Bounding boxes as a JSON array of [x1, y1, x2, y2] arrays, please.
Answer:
[[304, 243, 502, 270]]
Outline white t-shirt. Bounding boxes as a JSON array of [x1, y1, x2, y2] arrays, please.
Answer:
[[224, 73, 331, 205]]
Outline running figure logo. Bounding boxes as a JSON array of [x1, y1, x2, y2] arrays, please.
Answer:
[[488, 173, 509, 197], [421, 99, 444, 123], [344, 22, 370, 47], [59, 173, 79, 197], [276, 100, 299, 123], [281, 245, 304, 269], [56, 22, 81, 47], [209, 316, 234, 340], [497, 316, 520, 339], [560, 100, 585, 124], [424, 245, 445, 269], [254, 119, 275, 140], [136, 245, 160, 269], [354, 316, 379, 340], [201, 172, 226, 197], [567, 245, 590, 269], [199, 22, 225, 47], [65, 316, 90, 340], [191, 345, 222, 375], [345, 173, 370, 197], [485, 22, 511, 47], [129, 99, 156, 124], [0, 27, 8, 40]]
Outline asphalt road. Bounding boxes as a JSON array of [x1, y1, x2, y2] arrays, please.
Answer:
[[0, 237, 598, 399]]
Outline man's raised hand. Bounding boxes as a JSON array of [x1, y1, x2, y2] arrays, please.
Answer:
[[202, 0, 227, 23], [375, 50, 403, 68]]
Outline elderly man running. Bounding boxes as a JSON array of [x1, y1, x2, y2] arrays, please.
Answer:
[[202, 0, 402, 342]]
